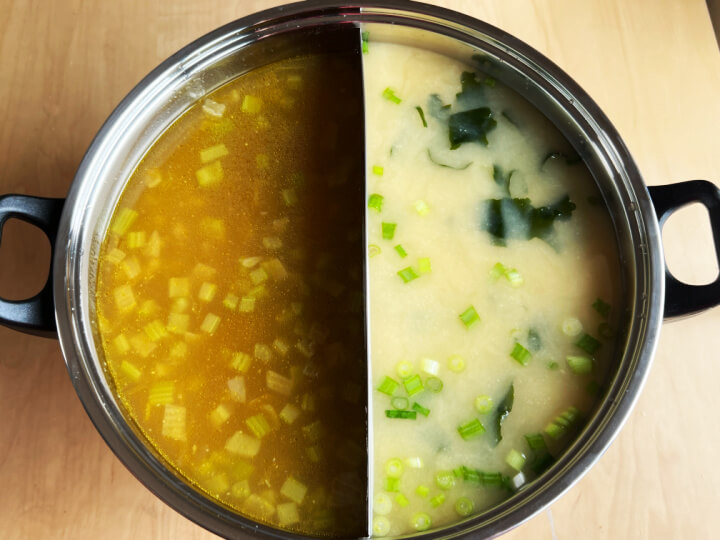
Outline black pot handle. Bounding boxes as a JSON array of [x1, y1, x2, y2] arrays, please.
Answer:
[[647, 180, 720, 319], [0, 195, 64, 338]]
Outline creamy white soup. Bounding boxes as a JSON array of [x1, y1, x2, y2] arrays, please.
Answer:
[[363, 41, 621, 536]]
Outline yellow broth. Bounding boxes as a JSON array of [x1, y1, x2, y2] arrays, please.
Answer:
[[95, 52, 367, 537]]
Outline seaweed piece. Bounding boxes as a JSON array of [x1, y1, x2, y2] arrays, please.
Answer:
[[492, 164, 514, 196], [427, 94, 451, 121], [455, 71, 486, 107], [481, 195, 576, 246], [449, 107, 497, 149], [427, 149, 472, 170], [492, 384, 514, 446]]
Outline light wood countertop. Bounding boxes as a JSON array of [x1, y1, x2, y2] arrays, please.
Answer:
[[1, 1, 719, 538]]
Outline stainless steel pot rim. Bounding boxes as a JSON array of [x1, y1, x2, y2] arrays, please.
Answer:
[[54, 2, 663, 538]]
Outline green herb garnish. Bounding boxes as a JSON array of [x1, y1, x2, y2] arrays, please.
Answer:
[[415, 106, 428, 127]]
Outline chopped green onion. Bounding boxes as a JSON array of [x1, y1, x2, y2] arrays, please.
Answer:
[[361, 31, 369, 54], [372, 165, 385, 176], [430, 493, 446, 507], [385, 458, 404, 478], [547, 361, 559, 370], [435, 470, 456, 490], [425, 376, 443, 393], [413, 199, 430, 216], [411, 512, 432, 532], [459, 306, 480, 329], [395, 493, 410, 507], [475, 395, 493, 414], [411, 402, 430, 416], [448, 354, 466, 372], [395, 360, 414, 378], [421, 357, 439, 375], [566, 355, 593, 375], [385, 476, 400, 492], [455, 496, 474, 516], [457, 418, 486, 440], [372, 516, 390, 536], [575, 333, 601, 354], [544, 406, 581, 440], [561, 317, 583, 336], [417, 257, 432, 275], [391, 396, 410, 410], [368, 193, 384, 212], [382, 87, 402, 104], [415, 106, 428, 127], [415, 485, 430, 498], [403, 374, 424, 396], [374, 493, 393, 515], [377, 376, 400, 396], [368, 244, 382, 257], [481, 472, 504, 487], [592, 297, 611, 318], [397, 267, 419, 283], [505, 449, 526, 471], [510, 342, 532, 365], [381, 222, 397, 240], [386, 410, 417, 419], [394, 244, 408, 258], [405, 456, 424, 468], [524, 433, 547, 451]]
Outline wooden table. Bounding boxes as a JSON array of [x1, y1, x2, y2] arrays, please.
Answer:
[[1, 1, 719, 538]]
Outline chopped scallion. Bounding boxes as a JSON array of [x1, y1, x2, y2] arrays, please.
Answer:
[[382, 87, 402, 104], [448, 354, 466, 372], [566, 355, 593, 375], [395, 360, 414, 378], [435, 470, 456, 490], [372, 165, 384, 176], [411, 512, 432, 532], [413, 200, 430, 216], [368, 193, 384, 212], [403, 374, 424, 396], [391, 396, 409, 410], [505, 449, 526, 471], [395, 493, 410, 507], [430, 493, 446, 507], [368, 244, 382, 257], [510, 342, 531, 365], [575, 333, 601, 354], [425, 376, 443, 393], [397, 267, 419, 283], [377, 376, 400, 396], [385, 477, 400, 492], [459, 306, 480, 329], [475, 395, 493, 414], [417, 257, 432, 275], [382, 222, 397, 240], [592, 297, 611, 318], [385, 458, 404, 478], [457, 418, 486, 440], [415, 485, 430, 498], [394, 244, 408, 258], [361, 30, 369, 54], [385, 410, 417, 419], [455, 496, 474, 516], [411, 402, 430, 416]]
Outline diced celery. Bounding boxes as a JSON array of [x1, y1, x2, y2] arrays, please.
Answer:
[[280, 476, 307, 505], [223, 293, 239, 310], [110, 208, 138, 236], [113, 334, 130, 354], [256, 154, 269, 169], [305, 446, 321, 462], [198, 282, 217, 303], [262, 258, 288, 281], [301, 393, 315, 412], [230, 352, 252, 373], [112, 285, 136, 312], [266, 370, 294, 396], [148, 381, 174, 406], [279, 403, 301, 424], [241, 95, 262, 113], [227, 376, 247, 403], [137, 299, 158, 318], [273, 338, 289, 356], [119, 360, 141, 381], [168, 277, 190, 298], [121, 257, 141, 279], [202, 98, 226, 117], [238, 296, 255, 313], [205, 472, 230, 495], [144, 168, 162, 188], [262, 236, 282, 250], [130, 333, 156, 357], [192, 263, 217, 280], [253, 343, 272, 363], [171, 297, 190, 313], [144, 230, 161, 258], [196, 160, 224, 187], [249, 267, 268, 285], [200, 313, 221, 335], [276, 502, 299, 527], [231, 480, 251, 499], [144, 319, 167, 341], [200, 217, 226, 240], [167, 312, 189, 335], [210, 404, 231, 427], [242, 494, 274, 520], [200, 143, 229, 163], [302, 420, 324, 442], [225, 430, 261, 457], [161, 404, 187, 441], [105, 247, 126, 265], [126, 231, 146, 249], [170, 342, 187, 358], [246, 413, 272, 439], [240, 256, 261, 268]]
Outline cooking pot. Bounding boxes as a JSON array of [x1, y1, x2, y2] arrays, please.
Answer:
[[1, 1, 719, 538]]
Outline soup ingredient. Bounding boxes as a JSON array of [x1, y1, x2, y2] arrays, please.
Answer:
[[95, 50, 367, 537]]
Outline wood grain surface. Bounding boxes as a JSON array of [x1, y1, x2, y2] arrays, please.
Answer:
[[1, 1, 719, 538]]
